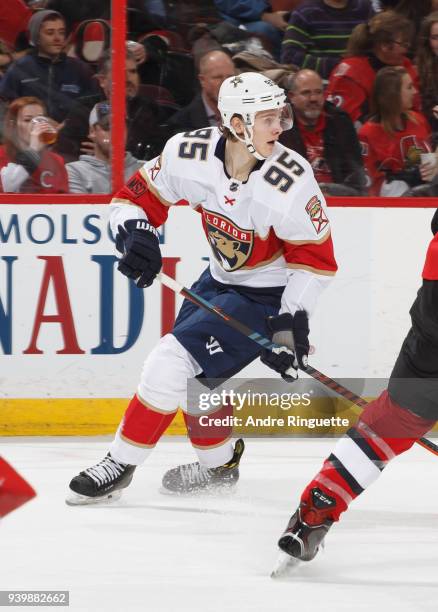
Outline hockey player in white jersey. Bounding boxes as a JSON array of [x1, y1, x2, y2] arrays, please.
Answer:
[[67, 72, 337, 504]]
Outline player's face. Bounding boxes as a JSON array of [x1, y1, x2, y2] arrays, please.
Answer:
[[429, 23, 438, 56], [38, 19, 66, 58], [288, 73, 324, 123], [16, 104, 45, 147], [252, 109, 284, 157], [400, 73, 416, 111]]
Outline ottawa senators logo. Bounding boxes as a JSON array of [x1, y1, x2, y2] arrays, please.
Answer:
[[400, 135, 426, 167], [305, 195, 329, 234], [203, 210, 254, 271]]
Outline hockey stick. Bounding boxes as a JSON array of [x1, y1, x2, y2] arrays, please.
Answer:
[[158, 272, 438, 456]]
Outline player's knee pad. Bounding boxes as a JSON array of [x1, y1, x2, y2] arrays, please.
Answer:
[[137, 334, 202, 413]]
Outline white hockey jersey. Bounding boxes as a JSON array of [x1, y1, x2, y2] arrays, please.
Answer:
[[110, 127, 337, 315]]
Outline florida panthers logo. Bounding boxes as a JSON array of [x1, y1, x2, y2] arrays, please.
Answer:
[[203, 211, 254, 271]]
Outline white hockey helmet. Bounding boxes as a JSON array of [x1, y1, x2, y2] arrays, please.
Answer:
[[218, 72, 293, 160]]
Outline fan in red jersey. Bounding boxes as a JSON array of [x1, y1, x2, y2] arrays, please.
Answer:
[[273, 209, 438, 573], [0, 96, 68, 193], [326, 11, 420, 128], [359, 66, 438, 196], [415, 11, 438, 137]]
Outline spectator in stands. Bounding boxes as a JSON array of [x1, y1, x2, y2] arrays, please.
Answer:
[[0, 10, 99, 123], [0, 95, 67, 192], [166, 49, 235, 134], [280, 68, 366, 194], [213, 1, 289, 60], [359, 66, 437, 196], [66, 102, 143, 193], [55, 48, 169, 162], [416, 12, 438, 140], [281, 0, 375, 81], [326, 11, 419, 127]]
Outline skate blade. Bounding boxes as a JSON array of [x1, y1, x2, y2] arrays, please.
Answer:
[[65, 489, 123, 506], [270, 550, 301, 579]]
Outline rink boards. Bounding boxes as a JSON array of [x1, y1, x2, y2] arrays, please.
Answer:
[[0, 204, 434, 434]]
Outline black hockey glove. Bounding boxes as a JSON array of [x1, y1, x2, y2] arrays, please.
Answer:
[[260, 311, 310, 382], [116, 219, 162, 288]]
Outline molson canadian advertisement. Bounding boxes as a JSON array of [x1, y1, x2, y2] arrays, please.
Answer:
[[0, 205, 431, 434]]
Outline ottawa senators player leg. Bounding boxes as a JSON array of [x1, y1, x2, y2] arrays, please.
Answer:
[[272, 390, 436, 576]]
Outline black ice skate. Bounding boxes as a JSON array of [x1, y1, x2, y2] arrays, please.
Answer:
[[161, 439, 245, 494], [66, 453, 136, 506], [271, 487, 335, 578]]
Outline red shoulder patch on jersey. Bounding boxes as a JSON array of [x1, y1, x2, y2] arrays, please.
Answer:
[[423, 235, 438, 280], [305, 195, 329, 234], [126, 174, 148, 197]]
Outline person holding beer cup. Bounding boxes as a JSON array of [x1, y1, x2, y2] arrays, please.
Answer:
[[0, 95, 68, 192], [358, 66, 438, 196]]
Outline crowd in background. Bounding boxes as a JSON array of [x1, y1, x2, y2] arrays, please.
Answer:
[[1, 0, 438, 197]]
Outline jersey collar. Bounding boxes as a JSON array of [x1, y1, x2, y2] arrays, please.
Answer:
[[214, 135, 264, 181]]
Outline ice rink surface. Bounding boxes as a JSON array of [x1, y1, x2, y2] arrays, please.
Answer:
[[1, 436, 438, 612]]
